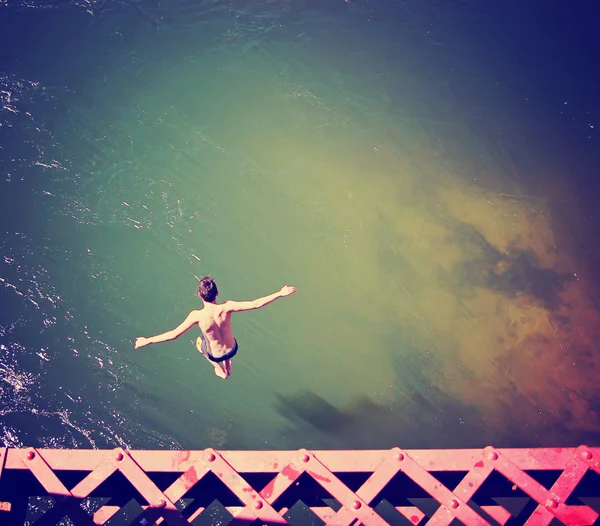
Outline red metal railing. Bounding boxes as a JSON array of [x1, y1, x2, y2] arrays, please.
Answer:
[[0, 446, 598, 525]]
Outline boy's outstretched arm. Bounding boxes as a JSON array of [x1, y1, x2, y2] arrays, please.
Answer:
[[225, 285, 296, 312], [135, 311, 199, 349]]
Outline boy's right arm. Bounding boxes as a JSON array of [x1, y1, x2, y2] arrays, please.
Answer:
[[135, 310, 200, 349], [226, 285, 296, 312]]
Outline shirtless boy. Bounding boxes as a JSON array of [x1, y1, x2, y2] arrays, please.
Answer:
[[135, 277, 296, 379]]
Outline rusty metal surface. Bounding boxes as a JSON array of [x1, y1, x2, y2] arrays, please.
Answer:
[[0, 446, 598, 525]]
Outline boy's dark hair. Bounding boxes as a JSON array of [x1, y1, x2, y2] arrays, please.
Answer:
[[198, 277, 218, 302]]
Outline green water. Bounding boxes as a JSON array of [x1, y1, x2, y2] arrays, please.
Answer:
[[2, 1, 599, 452]]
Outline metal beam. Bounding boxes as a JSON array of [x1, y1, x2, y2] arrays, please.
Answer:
[[0, 446, 598, 525]]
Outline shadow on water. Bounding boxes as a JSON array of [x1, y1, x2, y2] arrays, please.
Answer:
[[275, 384, 600, 450], [274, 386, 490, 450], [275, 296, 600, 449]]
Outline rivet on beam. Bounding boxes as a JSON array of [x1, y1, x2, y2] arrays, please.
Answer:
[[392, 447, 404, 461], [484, 447, 498, 461]]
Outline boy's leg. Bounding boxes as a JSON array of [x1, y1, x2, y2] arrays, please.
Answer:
[[196, 337, 228, 379], [213, 362, 228, 379]]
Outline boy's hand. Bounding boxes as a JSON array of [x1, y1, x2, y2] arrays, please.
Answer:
[[280, 285, 296, 297], [135, 337, 150, 349]]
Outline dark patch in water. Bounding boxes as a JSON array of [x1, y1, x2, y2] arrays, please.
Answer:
[[455, 221, 572, 309]]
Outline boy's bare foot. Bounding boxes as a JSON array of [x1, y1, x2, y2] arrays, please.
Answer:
[[213, 365, 228, 380]]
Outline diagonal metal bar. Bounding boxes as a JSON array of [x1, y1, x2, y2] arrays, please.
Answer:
[[22, 448, 71, 497], [357, 447, 404, 503], [259, 451, 348, 523], [382, 449, 490, 525], [22, 448, 95, 526], [330, 447, 402, 525], [164, 464, 209, 502], [97, 448, 187, 526], [70, 449, 119, 498], [260, 458, 303, 505], [576, 445, 600, 474], [257, 469, 301, 522], [524, 448, 595, 526], [138, 456, 211, 525], [484, 447, 597, 526], [292, 449, 387, 526], [427, 460, 495, 525], [200, 448, 286, 524]]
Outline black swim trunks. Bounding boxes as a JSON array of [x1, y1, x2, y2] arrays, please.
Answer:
[[200, 338, 238, 363]]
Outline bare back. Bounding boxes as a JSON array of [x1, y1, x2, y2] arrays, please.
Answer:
[[196, 303, 236, 357]]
